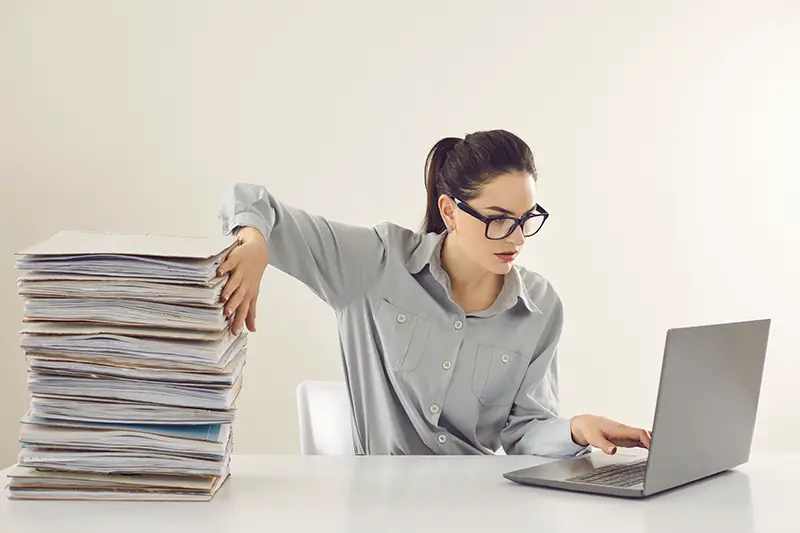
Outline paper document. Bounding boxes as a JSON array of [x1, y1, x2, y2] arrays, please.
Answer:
[[20, 416, 231, 458], [30, 396, 237, 425], [18, 275, 226, 306], [28, 372, 243, 409], [27, 347, 246, 385], [16, 231, 237, 283], [23, 298, 227, 331], [16, 230, 237, 258], [21, 415, 231, 441], [22, 321, 230, 341], [17, 447, 230, 476], [6, 465, 220, 489], [5, 465, 229, 501], [21, 326, 245, 368]]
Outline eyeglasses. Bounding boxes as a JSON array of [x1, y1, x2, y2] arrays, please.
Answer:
[[451, 196, 549, 240]]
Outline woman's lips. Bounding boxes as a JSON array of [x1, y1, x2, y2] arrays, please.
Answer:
[[494, 251, 517, 263]]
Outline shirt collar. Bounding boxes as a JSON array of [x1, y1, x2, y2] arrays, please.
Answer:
[[405, 231, 539, 314], [405, 231, 445, 275]]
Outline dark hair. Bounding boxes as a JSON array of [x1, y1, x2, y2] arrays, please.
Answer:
[[422, 129, 537, 234]]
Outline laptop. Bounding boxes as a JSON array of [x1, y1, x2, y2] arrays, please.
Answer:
[[503, 318, 771, 498]]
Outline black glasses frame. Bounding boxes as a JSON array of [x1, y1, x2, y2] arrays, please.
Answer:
[[451, 196, 549, 240]]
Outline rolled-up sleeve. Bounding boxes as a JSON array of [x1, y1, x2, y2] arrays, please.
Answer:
[[500, 296, 590, 458], [218, 183, 387, 311]]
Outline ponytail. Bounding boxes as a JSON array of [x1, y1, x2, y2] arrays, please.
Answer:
[[423, 137, 461, 233], [420, 129, 536, 235]]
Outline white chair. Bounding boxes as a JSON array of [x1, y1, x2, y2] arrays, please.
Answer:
[[295, 380, 355, 455]]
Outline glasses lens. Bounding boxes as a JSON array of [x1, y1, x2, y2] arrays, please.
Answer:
[[522, 215, 545, 236], [487, 218, 515, 239]]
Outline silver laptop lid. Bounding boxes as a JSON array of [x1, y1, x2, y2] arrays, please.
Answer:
[[644, 319, 771, 495]]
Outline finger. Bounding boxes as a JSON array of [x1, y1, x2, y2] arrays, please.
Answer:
[[619, 426, 651, 449], [233, 300, 250, 335], [606, 426, 651, 449], [220, 272, 243, 303], [224, 284, 247, 319], [640, 429, 652, 449], [585, 429, 617, 455], [217, 255, 237, 277], [245, 293, 258, 332], [609, 438, 643, 449]]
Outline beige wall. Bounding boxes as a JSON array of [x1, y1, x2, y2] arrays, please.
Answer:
[[2, 0, 799, 466]]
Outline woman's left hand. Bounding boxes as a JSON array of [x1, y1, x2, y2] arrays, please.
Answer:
[[570, 414, 652, 455]]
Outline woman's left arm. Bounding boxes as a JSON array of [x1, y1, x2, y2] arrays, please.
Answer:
[[501, 295, 651, 457], [500, 339, 588, 457]]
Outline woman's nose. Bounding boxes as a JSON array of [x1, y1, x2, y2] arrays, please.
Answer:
[[507, 225, 525, 246]]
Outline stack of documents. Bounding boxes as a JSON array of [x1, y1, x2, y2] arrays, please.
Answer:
[[8, 231, 244, 501]]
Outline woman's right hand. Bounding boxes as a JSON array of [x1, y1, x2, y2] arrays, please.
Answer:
[[217, 227, 270, 335]]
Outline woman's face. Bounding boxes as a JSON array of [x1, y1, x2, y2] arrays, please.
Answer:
[[441, 171, 539, 275]]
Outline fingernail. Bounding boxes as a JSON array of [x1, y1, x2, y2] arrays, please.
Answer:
[[609, 446, 617, 454]]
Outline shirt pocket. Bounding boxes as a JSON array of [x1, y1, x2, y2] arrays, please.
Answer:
[[471, 344, 525, 407], [374, 298, 431, 372]]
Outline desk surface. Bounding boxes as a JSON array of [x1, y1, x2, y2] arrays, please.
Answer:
[[1, 452, 795, 533]]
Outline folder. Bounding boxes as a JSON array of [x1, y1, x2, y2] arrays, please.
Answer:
[[19, 415, 232, 458], [20, 324, 245, 369], [15, 230, 237, 283], [18, 275, 227, 306], [5, 465, 229, 501], [29, 396, 237, 425], [22, 321, 231, 341], [17, 446, 231, 476], [27, 371, 243, 410], [26, 345, 246, 386]]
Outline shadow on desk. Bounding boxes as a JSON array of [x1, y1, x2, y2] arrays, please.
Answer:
[[642, 470, 754, 532], [502, 469, 755, 532]]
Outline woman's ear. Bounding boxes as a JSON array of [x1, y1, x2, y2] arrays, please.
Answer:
[[437, 194, 457, 232]]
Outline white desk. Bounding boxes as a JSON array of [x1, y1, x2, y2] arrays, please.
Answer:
[[0, 453, 795, 532]]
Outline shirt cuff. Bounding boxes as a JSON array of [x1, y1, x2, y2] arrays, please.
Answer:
[[222, 212, 271, 243], [560, 416, 592, 457], [515, 416, 591, 458]]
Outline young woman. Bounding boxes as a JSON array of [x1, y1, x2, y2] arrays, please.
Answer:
[[216, 129, 651, 457]]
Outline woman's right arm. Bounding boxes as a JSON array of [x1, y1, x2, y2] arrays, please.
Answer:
[[217, 183, 387, 334]]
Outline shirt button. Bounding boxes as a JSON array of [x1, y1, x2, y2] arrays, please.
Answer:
[[442, 361, 452, 370], [429, 403, 440, 414], [501, 353, 510, 363], [437, 434, 447, 444], [397, 314, 406, 323], [454, 320, 463, 330]]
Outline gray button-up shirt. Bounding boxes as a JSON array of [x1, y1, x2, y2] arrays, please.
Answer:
[[219, 183, 589, 458]]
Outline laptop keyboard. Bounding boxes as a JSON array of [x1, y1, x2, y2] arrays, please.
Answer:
[[566, 459, 648, 488]]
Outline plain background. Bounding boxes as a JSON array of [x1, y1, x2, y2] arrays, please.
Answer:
[[1, 0, 798, 467]]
